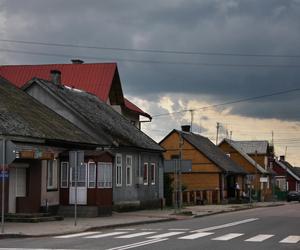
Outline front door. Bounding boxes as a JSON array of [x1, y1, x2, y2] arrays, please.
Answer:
[[69, 163, 87, 205], [8, 165, 27, 213]]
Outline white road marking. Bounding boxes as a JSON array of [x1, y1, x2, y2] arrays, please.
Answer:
[[147, 232, 185, 238], [0, 249, 73, 250], [54, 231, 100, 238], [168, 228, 189, 231], [192, 218, 259, 232], [245, 234, 274, 242], [105, 238, 168, 250], [179, 232, 214, 240], [115, 228, 136, 231], [280, 235, 300, 243], [141, 228, 162, 231], [116, 232, 156, 238], [212, 233, 244, 241], [85, 231, 128, 238]]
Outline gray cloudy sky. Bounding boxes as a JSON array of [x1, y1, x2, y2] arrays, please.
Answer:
[[1, 0, 300, 164]]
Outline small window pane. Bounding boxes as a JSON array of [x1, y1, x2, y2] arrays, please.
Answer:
[[88, 162, 96, 188], [60, 162, 69, 188]]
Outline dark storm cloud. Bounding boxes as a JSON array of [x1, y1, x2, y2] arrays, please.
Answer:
[[1, 0, 300, 121]]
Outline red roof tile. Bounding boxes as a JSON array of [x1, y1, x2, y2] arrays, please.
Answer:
[[0, 63, 151, 118]]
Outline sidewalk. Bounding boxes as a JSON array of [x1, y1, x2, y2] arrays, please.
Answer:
[[0, 201, 286, 238]]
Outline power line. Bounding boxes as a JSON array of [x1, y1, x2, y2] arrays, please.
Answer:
[[2, 48, 300, 69], [1, 38, 300, 58], [152, 88, 300, 118]]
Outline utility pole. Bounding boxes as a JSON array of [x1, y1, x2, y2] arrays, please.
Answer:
[[216, 122, 220, 145], [1, 139, 5, 234], [189, 110, 194, 133], [229, 131, 232, 140], [178, 132, 183, 212]]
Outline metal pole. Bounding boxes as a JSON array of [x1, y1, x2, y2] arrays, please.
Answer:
[[74, 151, 77, 226], [179, 133, 183, 212], [1, 139, 6, 233]]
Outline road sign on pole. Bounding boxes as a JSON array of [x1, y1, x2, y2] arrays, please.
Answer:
[[69, 151, 84, 226], [1, 139, 16, 234]]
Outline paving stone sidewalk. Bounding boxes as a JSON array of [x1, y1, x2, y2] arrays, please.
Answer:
[[0, 201, 286, 238]]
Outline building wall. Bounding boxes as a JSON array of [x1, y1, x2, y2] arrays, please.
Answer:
[[160, 132, 222, 193]]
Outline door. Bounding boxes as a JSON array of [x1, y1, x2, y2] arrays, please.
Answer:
[[8, 166, 27, 213], [69, 163, 87, 205]]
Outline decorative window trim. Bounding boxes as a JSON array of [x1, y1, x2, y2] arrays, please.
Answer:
[[116, 154, 122, 187], [143, 162, 149, 185], [150, 163, 156, 185], [60, 161, 69, 188], [47, 159, 58, 190], [126, 155, 133, 186], [88, 161, 96, 188]]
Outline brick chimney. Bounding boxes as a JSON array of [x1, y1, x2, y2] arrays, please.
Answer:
[[50, 70, 61, 86], [71, 59, 84, 64], [181, 125, 191, 132]]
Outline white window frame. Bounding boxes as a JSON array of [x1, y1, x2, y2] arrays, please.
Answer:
[[97, 162, 112, 188], [143, 162, 149, 185], [88, 161, 96, 188], [116, 154, 122, 187], [60, 162, 69, 188], [126, 155, 133, 186], [150, 163, 155, 185], [47, 159, 58, 190]]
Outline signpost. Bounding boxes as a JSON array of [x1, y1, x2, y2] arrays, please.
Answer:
[[0, 139, 16, 234], [69, 151, 84, 226]]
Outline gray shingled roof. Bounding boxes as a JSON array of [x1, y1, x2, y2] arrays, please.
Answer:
[[0, 77, 97, 145], [231, 140, 269, 154], [179, 131, 247, 174], [277, 160, 300, 180], [30, 78, 163, 151]]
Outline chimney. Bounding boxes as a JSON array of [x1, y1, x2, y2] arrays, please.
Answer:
[[279, 155, 285, 161], [181, 125, 191, 132], [71, 59, 84, 64], [50, 70, 61, 86]]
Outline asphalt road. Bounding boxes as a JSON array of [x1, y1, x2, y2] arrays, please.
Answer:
[[0, 203, 299, 250]]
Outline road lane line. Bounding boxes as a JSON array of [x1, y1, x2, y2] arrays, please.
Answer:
[[54, 231, 100, 238], [212, 233, 244, 241], [168, 228, 189, 231], [147, 232, 185, 238], [280, 235, 300, 243], [116, 232, 156, 238], [192, 218, 259, 232], [85, 231, 128, 238], [105, 238, 168, 250], [179, 232, 214, 240], [115, 228, 136, 231], [245, 234, 274, 242]]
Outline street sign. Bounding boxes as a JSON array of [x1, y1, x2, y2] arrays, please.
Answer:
[[0, 140, 16, 165], [0, 171, 8, 178]]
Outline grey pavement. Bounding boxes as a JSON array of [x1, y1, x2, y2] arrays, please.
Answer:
[[0, 201, 287, 238]]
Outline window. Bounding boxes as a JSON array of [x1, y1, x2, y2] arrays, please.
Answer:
[[143, 163, 148, 185], [115, 154, 122, 187], [150, 163, 155, 185], [88, 161, 96, 188], [97, 162, 112, 188], [47, 160, 58, 190], [126, 155, 133, 186], [60, 162, 69, 188]]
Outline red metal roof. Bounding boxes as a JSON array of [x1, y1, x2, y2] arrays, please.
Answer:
[[0, 63, 151, 118]]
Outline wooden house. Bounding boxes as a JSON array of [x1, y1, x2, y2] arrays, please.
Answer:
[[19, 73, 164, 211], [272, 156, 300, 192], [0, 77, 97, 215], [160, 126, 246, 204], [218, 139, 272, 201]]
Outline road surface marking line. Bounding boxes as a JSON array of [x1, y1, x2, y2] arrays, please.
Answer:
[[105, 238, 168, 250], [115, 228, 136, 231], [192, 218, 259, 232], [0, 249, 74, 250], [179, 232, 214, 240], [141, 228, 162, 231], [54, 231, 101, 238], [147, 232, 185, 238], [168, 228, 189, 231], [280, 235, 300, 243], [245, 234, 274, 242], [85, 231, 128, 238], [116, 232, 156, 238], [212, 233, 244, 241]]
